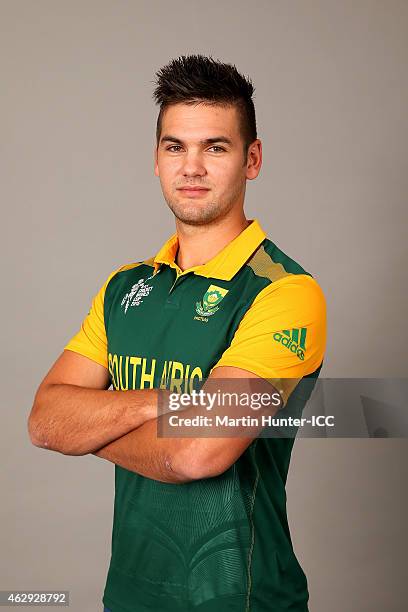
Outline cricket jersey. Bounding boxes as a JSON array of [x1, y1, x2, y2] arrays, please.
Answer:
[[64, 219, 326, 612]]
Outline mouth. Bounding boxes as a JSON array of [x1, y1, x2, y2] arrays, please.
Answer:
[[177, 187, 210, 197]]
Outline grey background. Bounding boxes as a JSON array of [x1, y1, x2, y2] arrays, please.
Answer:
[[1, 1, 407, 610]]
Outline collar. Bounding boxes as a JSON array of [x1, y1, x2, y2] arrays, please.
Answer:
[[153, 219, 266, 281]]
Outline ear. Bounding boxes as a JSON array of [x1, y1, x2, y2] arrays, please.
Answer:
[[154, 145, 159, 176], [246, 139, 262, 180]]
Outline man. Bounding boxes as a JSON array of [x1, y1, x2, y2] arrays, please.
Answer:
[[28, 55, 326, 612]]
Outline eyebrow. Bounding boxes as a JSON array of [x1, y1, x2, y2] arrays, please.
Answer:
[[160, 135, 233, 146]]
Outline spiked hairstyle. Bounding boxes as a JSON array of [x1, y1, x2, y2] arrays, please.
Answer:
[[153, 55, 257, 156]]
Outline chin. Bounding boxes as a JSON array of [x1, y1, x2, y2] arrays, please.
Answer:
[[175, 211, 214, 225], [172, 206, 221, 226]]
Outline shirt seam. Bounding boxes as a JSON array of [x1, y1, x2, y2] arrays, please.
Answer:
[[245, 438, 260, 612]]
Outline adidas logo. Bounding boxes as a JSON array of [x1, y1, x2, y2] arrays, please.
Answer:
[[273, 328, 307, 361]]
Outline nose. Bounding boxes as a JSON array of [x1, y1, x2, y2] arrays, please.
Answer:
[[181, 151, 206, 178]]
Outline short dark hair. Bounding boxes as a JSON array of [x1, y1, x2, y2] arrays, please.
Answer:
[[153, 55, 257, 156]]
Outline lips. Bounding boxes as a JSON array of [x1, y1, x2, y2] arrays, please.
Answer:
[[177, 187, 210, 191], [177, 186, 210, 197]]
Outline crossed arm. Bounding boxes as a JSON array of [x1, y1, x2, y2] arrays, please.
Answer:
[[28, 351, 282, 483]]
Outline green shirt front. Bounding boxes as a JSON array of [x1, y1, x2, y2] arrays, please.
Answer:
[[65, 219, 326, 611]]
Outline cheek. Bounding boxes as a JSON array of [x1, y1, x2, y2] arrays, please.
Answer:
[[157, 164, 176, 186], [159, 160, 179, 181], [212, 162, 244, 190]]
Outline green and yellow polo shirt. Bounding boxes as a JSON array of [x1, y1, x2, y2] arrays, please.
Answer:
[[65, 219, 326, 612]]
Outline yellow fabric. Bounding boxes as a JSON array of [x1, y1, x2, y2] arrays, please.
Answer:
[[153, 219, 266, 280], [63, 220, 326, 409], [64, 263, 142, 368], [211, 274, 327, 406]]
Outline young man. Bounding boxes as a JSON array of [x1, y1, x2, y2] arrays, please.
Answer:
[[28, 55, 326, 612]]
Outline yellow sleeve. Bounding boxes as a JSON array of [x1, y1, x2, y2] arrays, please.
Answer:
[[64, 266, 125, 368], [211, 274, 327, 406]]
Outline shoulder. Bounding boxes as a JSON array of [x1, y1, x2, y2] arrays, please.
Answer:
[[246, 236, 310, 280], [246, 235, 325, 302], [103, 256, 157, 295]]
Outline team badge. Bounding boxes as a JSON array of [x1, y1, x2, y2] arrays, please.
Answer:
[[195, 285, 229, 317]]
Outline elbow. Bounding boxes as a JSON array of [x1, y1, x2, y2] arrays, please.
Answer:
[[188, 461, 228, 480], [27, 411, 46, 449], [169, 451, 228, 482], [27, 388, 50, 449], [28, 430, 43, 448], [182, 462, 227, 481], [28, 421, 82, 455], [163, 455, 197, 483], [27, 401, 78, 455], [27, 417, 54, 452]]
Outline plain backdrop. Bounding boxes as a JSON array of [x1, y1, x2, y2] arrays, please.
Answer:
[[1, 1, 407, 611]]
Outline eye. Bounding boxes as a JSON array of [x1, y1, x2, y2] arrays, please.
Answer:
[[208, 146, 226, 152], [166, 145, 183, 152]]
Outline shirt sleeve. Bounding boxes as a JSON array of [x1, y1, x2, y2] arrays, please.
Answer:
[[64, 266, 124, 368], [211, 274, 327, 406]]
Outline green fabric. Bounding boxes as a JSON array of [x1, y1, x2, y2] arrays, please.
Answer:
[[102, 238, 321, 612]]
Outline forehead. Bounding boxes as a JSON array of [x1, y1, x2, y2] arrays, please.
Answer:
[[160, 103, 241, 141]]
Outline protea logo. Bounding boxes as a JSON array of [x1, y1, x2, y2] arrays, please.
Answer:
[[273, 328, 307, 360], [195, 285, 229, 317]]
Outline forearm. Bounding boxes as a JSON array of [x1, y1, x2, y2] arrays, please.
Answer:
[[93, 416, 196, 484], [28, 384, 163, 456], [92, 379, 283, 483], [92, 405, 254, 483]]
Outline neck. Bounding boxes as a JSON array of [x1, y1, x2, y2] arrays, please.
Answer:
[[174, 211, 250, 271]]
